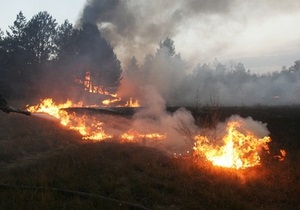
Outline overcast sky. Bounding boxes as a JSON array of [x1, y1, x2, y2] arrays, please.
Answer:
[[0, 0, 300, 73]]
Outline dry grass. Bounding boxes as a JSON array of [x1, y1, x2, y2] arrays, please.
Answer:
[[1, 109, 300, 210]]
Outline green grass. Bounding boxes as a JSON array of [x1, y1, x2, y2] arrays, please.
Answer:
[[1, 110, 300, 210]]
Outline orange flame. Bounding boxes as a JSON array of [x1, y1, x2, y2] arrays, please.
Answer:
[[27, 98, 112, 141], [123, 98, 140, 107], [101, 97, 141, 107], [121, 129, 166, 142], [102, 98, 122, 106], [76, 71, 116, 96], [27, 98, 152, 142], [193, 119, 276, 169], [76, 71, 141, 107], [27, 98, 286, 169]]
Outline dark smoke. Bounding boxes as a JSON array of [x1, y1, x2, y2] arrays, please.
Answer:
[[76, 0, 300, 107], [80, 0, 121, 25], [77, 0, 237, 64], [77, 0, 300, 67]]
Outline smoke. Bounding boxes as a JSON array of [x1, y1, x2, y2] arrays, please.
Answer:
[[118, 56, 300, 106], [77, 0, 235, 64], [98, 87, 272, 154], [218, 115, 270, 140], [80, 0, 120, 24], [78, 0, 300, 69], [75, 0, 300, 107], [176, 62, 300, 106], [129, 86, 196, 152]]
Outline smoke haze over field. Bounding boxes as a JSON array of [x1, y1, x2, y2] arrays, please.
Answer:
[[78, 0, 300, 72], [1, 1, 299, 73], [1, 0, 299, 107], [73, 0, 300, 107]]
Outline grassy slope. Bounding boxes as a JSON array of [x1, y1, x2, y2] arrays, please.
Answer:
[[0, 110, 300, 210]]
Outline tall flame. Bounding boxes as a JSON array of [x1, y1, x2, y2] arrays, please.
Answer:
[[193, 118, 275, 169]]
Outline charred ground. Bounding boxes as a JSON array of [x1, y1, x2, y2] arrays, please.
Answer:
[[0, 106, 300, 210]]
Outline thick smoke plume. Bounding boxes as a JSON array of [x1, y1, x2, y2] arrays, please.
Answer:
[[78, 0, 235, 64], [76, 0, 300, 107], [78, 0, 300, 68]]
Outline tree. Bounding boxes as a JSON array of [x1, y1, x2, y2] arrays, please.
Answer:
[[141, 53, 154, 81], [0, 11, 31, 97], [4, 11, 28, 64], [289, 60, 300, 76], [0, 11, 58, 99], [120, 56, 141, 99], [157, 37, 175, 57], [24, 11, 57, 64], [140, 38, 186, 103], [54, 20, 80, 61], [75, 23, 122, 92], [6, 11, 27, 40], [125, 56, 139, 75]]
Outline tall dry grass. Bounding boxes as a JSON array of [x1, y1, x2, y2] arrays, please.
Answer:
[[1, 110, 300, 210]]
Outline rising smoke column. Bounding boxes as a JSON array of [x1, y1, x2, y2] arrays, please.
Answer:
[[78, 0, 300, 69], [77, 0, 236, 64], [77, 0, 300, 106]]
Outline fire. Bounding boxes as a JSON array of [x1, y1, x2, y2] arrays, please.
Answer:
[[101, 97, 140, 107], [27, 98, 150, 142], [75, 71, 141, 107], [121, 129, 166, 142], [76, 71, 113, 95], [27, 98, 286, 170], [122, 98, 140, 107], [27, 98, 112, 141], [274, 149, 287, 161], [101, 96, 140, 107], [102, 98, 122, 106], [193, 117, 281, 169], [27, 98, 80, 125]]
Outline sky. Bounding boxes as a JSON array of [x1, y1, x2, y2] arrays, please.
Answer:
[[0, 0, 300, 73], [0, 0, 85, 32]]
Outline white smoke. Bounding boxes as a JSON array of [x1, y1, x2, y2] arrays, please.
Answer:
[[129, 86, 196, 152], [220, 115, 270, 139]]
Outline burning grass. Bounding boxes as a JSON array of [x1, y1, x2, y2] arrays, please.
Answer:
[[25, 98, 287, 168], [1, 108, 300, 209]]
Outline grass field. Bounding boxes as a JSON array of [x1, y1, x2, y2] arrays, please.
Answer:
[[1, 107, 300, 210]]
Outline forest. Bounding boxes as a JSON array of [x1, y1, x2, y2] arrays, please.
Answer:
[[0, 11, 121, 102], [0, 11, 299, 106]]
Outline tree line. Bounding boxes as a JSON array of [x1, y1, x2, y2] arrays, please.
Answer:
[[122, 39, 300, 106], [1, 11, 299, 106], [0, 11, 122, 101]]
